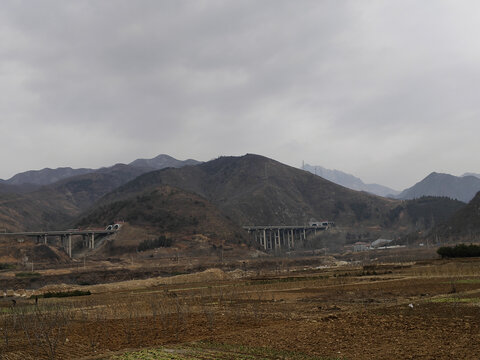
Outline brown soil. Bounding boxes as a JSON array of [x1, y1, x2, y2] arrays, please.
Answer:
[[1, 256, 480, 359]]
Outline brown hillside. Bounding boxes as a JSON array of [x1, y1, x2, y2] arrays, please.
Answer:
[[103, 154, 400, 227], [0, 164, 148, 231], [431, 191, 480, 241], [77, 185, 250, 255]]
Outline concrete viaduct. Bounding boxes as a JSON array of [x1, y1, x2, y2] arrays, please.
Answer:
[[1, 226, 120, 258], [243, 223, 333, 251]]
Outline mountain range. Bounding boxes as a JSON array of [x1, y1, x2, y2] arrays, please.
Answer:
[[0, 153, 478, 259], [0, 154, 201, 188], [0, 155, 200, 232]]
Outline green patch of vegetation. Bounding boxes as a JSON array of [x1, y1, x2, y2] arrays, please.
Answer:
[[37, 290, 91, 299], [437, 244, 480, 258], [111, 342, 345, 360], [0, 263, 15, 270], [431, 297, 480, 303], [15, 272, 41, 278], [449, 279, 480, 284]]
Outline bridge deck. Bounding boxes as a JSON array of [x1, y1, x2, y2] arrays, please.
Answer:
[[243, 225, 327, 231], [1, 230, 115, 237]]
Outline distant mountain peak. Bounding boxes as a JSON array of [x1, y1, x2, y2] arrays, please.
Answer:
[[302, 164, 399, 197], [129, 154, 201, 170], [462, 172, 480, 179], [397, 172, 480, 203]]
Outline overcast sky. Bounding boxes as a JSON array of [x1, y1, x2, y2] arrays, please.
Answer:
[[2, 1, 480, 190]]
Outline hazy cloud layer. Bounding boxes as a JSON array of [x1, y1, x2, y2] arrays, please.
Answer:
[[1, 1, 480, 189]]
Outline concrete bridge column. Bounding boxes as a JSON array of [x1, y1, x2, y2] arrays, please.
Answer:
[[67, 234, 72, 258], [43, 234, 48, 245], [89, 233, 95, 249], [262, 229, 267, 250], [290, 229, 294, 249]]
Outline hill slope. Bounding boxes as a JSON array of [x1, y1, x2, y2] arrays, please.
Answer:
[[431, 191, 480, 240], [77, 185, 249, 255], [0, 155, 201, 232], [384, 196, 465, 231], [397, 172, 480, 203], [99, 154, 400, 228], [0, 164, 148, 231]]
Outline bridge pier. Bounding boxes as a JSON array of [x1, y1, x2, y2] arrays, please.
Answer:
[[243, 224, 333, 252], [89, 233, 95, 249], [67, 234, 72, 258]]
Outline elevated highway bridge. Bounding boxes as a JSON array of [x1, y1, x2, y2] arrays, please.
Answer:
[[1, 224, 121, 258], [243, 222, 334, 250]]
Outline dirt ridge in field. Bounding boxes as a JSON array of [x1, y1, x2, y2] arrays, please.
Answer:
[[36, 268, 232, 294]]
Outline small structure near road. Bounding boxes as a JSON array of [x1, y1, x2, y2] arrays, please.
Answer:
[[353, 242, 370, 252], [371, 238, 393, 248]]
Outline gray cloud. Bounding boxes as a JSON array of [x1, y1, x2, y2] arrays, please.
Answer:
[[1, 1, 480, 190]]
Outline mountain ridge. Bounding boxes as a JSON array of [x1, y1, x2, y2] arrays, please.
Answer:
[[397, 172, 480, 203], [94, 154, 399, 228], [302, 164, 399, 197], [2, 154, 200, 187]]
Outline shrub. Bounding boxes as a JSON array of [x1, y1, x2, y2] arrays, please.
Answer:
[[437, 244, 480, 258], [15, 272, 41, 278], [137, 236, 172, 252], [0, 263, 15, 270], [40, 290, 91, 298]]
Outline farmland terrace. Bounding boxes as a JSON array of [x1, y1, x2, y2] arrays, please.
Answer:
[[0, 251, 479, 359]]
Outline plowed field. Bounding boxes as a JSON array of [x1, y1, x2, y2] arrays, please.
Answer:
[[1, 258, 480, 359]]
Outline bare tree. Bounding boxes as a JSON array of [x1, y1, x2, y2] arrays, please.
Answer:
[[16, 304, 72, 360]]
